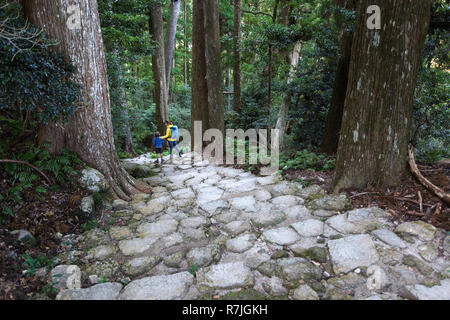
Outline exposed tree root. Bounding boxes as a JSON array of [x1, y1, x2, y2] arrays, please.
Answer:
[[0, 159, 53, 185], [408, 147, 450, 206]]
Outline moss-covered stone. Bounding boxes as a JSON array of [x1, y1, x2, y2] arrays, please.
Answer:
[[271, 250, 289, 260], [298, 247, 328, 263], [220, 289, 266, 300], [402, 255, 434, 276]]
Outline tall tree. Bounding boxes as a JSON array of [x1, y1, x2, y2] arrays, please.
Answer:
[[321, 0, 357, 155], [233, 0, 242, 122], [332, 0, 431, 191], [149, 4, 168, 134], [22, 0, 145, 200], [191, 0, 224, 145], [164, 0, 181, 93]]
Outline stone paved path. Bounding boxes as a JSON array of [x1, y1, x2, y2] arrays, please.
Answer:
[[53, 153, 450, 300]]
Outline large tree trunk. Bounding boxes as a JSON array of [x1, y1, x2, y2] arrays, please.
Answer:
[[164, 0, 181, 95], [275, 42, 301, 148], [320, 0, 357, 155], [149, 5, 169, 134], [191, 0, 224, 147], [332, 0, 431, 192], [183, 0, 188, 86], [23, 0, 144, 201], [233, 0, 242, 123]]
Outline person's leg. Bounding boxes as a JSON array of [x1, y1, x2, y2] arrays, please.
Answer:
[[169, 141, 174, 161], [173, 142, 182, 157]]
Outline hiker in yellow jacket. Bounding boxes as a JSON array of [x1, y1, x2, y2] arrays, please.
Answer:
[[161, 121, 183, 161]]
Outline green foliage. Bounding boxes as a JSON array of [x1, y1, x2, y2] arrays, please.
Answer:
[[280, 150, 335, 172], [22, 253, 56, 277], [188, 263, 200, 276], [81, 219, 98, 233], [0, 2, 81, 125], [0, 144, 81, 224]]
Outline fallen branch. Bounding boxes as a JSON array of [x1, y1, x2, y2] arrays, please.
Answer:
[[0, 159, 53, 185], [408, 147, 450, 206]]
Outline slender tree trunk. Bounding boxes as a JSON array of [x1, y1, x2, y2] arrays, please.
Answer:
[[149, 5, 168, 134], [203, 0, 224, 134], [183, 0, 188, 86], [121, 88, 137, 157], [164, 0, 181, 95], [191, 0, 224, 147], [23, 0, 144, 200], [332, 0, 431, 192], [321, 0, 357, 155], [275, 43, 301, 148], [267, 0, 280, 130], [233, 0, 242, 123]]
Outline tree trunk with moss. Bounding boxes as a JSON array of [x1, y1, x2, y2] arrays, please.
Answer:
[[23, 0, 145, 200], [332, 0, 431, 192]]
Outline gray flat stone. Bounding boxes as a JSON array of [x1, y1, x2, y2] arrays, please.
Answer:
[[118, 237, 158, 256], [309, 194, 351, 211], [402, 279, 450, 300], [262, 227, 300, 245], [50, 265, 81, 291], [123, 256, 161, 276], [56, 283, 123, 300], [186, 244, 221, 267], [371, 229, 408, 248], [180, 216, 208, 229], [328, 234, 379, 274], [137, 219, 178, 238], [226, 234, 257, 253], [395, 221, 437, 242], [292, 284, 319, 300], [223, 220, 251, 236], [196, 262, 254, 291], [229, 196, 257, 212], [120, 272, 194, 300], [291, 219, 325, 237]]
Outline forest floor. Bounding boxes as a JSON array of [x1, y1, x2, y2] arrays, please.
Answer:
[[281, 161, 450, 231], [0, 155, 448, 300], [0, 170, 89, 300]]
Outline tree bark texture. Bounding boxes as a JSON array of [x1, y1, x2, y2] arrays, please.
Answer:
[[149, 5, 169, 134], [233, 0, 242, 121], [191, 0, 224, 146], [23, 0, 144, 200], [164, 0, 181, 94], [332, 0, 431, 192]]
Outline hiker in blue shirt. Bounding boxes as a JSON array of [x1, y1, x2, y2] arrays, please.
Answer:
[[153, 132, 165, 164]]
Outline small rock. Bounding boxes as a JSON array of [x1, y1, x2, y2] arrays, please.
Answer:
[[196, 262, 254, 292], [271, 250, 289, 260], [120, 272, 194, 300], [402, 255, 434, 276], [186, 245, 221, 268], [79, 168, 109, 193], [366, 265, 390, 290], [292, 285, 320, 300], [224, 220, 251, 236], [50, 265, 81, 291], [10, 230, 36, 246], [291, 219, 325, 237], [226, 234, 256, 253], [308, 194, 351, 211], [401, 279, 450, 300], [89, 275, 99, 284], [371, 229, 408, 248], [395, 221, 436, 242], [122, 256, 161, 276], [80, 196, 95, 215], [56, 283, 123, 300], [328, 234, 379, 274], [262, 227, 300, 246], [109, 226, 132, 241], [112, 199, 129, 210], [418, 243, 438, 262], [86, 245, 116, 261]]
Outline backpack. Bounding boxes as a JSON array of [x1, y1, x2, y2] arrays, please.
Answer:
[[170, 125, 179, 140]]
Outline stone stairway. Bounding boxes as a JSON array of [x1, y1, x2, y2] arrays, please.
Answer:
[[52, 152, 450, 300]]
